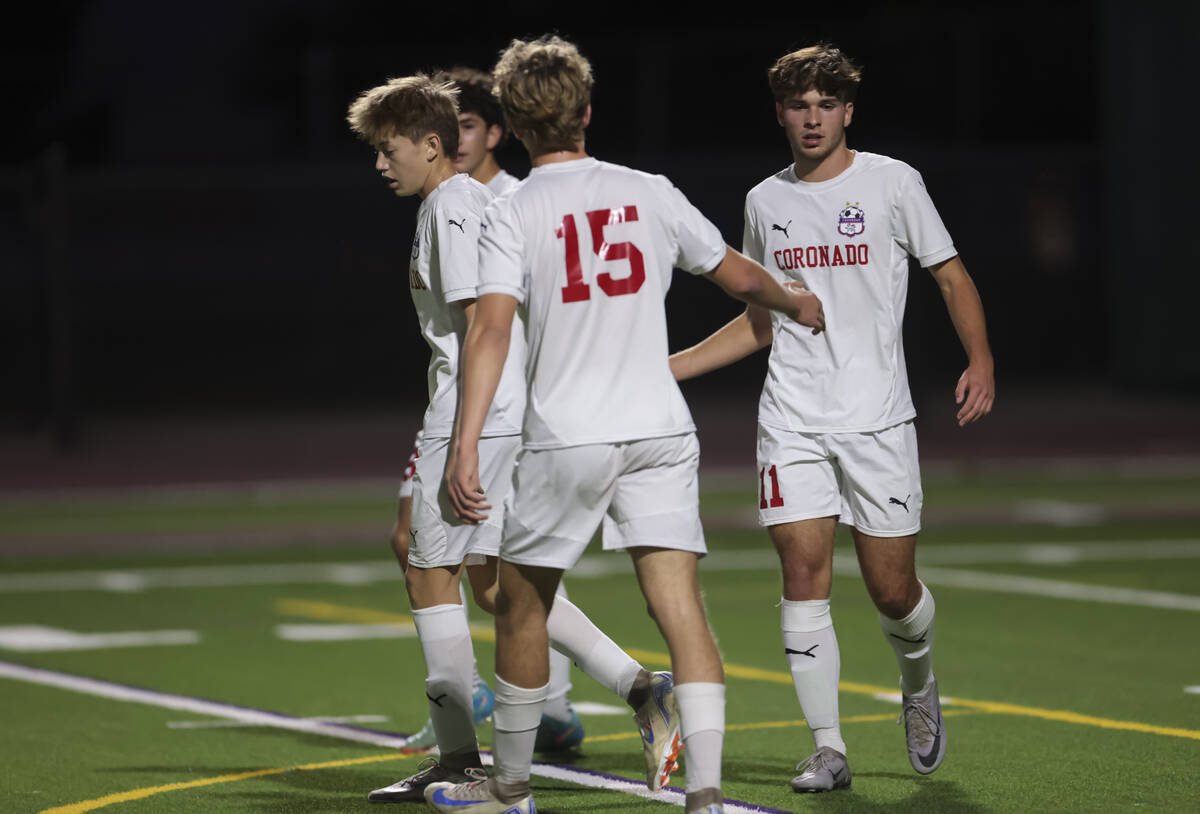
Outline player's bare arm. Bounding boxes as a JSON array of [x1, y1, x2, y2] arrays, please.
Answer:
[[669, 305, 773, 381], [446, 292, 518, 522], [928, 255, 994, 426], [706, 246, 825, 332]]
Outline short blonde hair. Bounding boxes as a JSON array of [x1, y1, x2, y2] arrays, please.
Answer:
[[492, 36, 593, 154], [768, 44, 862, 104], [346, 74, 460, 156]]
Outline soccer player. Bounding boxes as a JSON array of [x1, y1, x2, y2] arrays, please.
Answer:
[[390, 67, 586, 755], [669, 44, 995, 792], [434, 66, 521, 195], [429, 36, 825, 814], [347, 73, 674, 804]]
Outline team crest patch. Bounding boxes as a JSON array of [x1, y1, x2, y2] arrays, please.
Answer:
[[837, 203, 865, 237], [410, 234, 420, 260]]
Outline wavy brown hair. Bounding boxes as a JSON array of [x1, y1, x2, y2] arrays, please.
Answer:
[[492, 35, 593, 154], [768, 44, 862, 104], [346, 74, 460, 156]]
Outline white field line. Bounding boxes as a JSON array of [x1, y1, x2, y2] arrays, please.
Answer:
[[274, 623, 416, 641], [1185, 687, 1200, 695], [0, 660, 409, 748], [3, 541, 1200, 613], [1, 660, 786, 814], [0, 625, 199, 652], [168, 714, 389, 729]]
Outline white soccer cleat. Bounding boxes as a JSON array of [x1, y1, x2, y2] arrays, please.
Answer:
[[791, 746, 851, 793], [632, 670, 682, 791], [424, 777, 536, 814]]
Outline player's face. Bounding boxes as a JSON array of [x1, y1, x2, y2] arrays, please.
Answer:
[[374, 133, 430, 197], [776, 89, 853, 162], [453, 113, 501, 175]]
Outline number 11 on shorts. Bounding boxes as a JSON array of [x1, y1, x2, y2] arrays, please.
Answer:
[[759, 465, 784, 509]]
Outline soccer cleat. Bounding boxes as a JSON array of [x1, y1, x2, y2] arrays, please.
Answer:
[[632, 671, 682, 791], [900, 677, 946, 774], [533, 705, 585, 752], [400, 682, 495, 753], [367, 758, 482, 803], [791, 746, 852, 793], [473, 680, 496, 725], [425, 777, 536, 814]]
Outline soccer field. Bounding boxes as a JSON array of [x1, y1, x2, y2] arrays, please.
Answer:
[[2, 465, 1199, 813]]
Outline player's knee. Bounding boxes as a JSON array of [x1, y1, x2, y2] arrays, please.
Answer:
[[871, 584, 918, 619]]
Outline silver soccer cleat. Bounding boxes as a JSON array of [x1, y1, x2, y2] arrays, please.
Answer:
[[901, 677, 946, 774], [791, 746, 851, 793]]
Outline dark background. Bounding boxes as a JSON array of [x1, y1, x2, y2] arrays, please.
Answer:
[[3, 0, 1197, 463]]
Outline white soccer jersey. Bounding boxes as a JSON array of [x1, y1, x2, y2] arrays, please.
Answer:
[[486, 169, 520, 196], [409, 173, 525, 439], [477, 157, 726, 449], [744, 151, 957, 433]]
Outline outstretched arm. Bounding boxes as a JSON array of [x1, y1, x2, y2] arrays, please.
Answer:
[[928, 255, 994, 426], [446, 292, 518, 522], [670, 305, 773, 381]]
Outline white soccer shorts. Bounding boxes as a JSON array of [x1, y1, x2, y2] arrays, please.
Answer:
[[501, 433, 707, 570], [408, 434, 519, 569], [755, 419, 923, 537]]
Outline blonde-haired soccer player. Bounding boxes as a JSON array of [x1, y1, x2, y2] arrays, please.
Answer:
[[428, 36, 825, 814], [670, 44, 994, 792], [348, 73, 667, 803]]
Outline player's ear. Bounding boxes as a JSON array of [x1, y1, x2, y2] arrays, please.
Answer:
[[582, 104, 592, 128], [775, 102, 785, 127], [843, 101, 854, 128], [485, 123, 503, 152], [424, 132, 440, 162]]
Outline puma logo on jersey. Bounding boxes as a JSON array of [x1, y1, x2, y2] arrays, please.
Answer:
[[448, 217, 467, 233], [409, 266, 428, 290], [889, 494, 911, 512], [772, 220, 792, 238]]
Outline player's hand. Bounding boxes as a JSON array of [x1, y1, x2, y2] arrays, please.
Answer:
[[445, 441, 491, 523], [955, 358, 995, 426], [784, 281, 825, 334]]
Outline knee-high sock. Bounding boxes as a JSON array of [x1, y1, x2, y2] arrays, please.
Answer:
[[880, 581, 936, 695], [492, 676, 548, 787], [782, 598, 845, 754], [412, 604, 478, 766], [547, 592, 642, 703], [675, 682, 725, 794], [544, 583, 575, 720]]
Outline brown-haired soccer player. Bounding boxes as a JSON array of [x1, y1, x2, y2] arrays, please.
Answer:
[[670, 43, 994, 792]]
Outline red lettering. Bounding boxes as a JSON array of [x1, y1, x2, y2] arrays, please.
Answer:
[[859, 244, 868, 264], [832, 245, 844, 266], [805, 247, 818, 267]]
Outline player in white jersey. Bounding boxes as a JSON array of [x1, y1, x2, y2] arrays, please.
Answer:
[[429, 36, 825, 814], [670, 44, 995, 793], [348, 73, 675, 805], [392, 67, 583, 756]]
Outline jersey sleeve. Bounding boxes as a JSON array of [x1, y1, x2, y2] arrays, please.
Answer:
[[741, 193, 766, 264], [477, 196, 527, 302], [891, 168, 957, 268], [434, 197, 484, 304], [666, 184, 726, 275]]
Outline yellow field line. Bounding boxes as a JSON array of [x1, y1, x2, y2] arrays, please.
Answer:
[[278, 600, 1200, 742], [38, 753, 411, 814]]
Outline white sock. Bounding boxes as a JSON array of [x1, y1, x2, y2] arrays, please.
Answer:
[[459, 583, 485, 691], [412, 604, 478, 764], [675, 682, 725, 793], [546, 591, 641, 703], [880, 581, 936, 695], [492, 676, 548, 785], [543, 584, 574, 720], [781, 598, 845, 755]]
